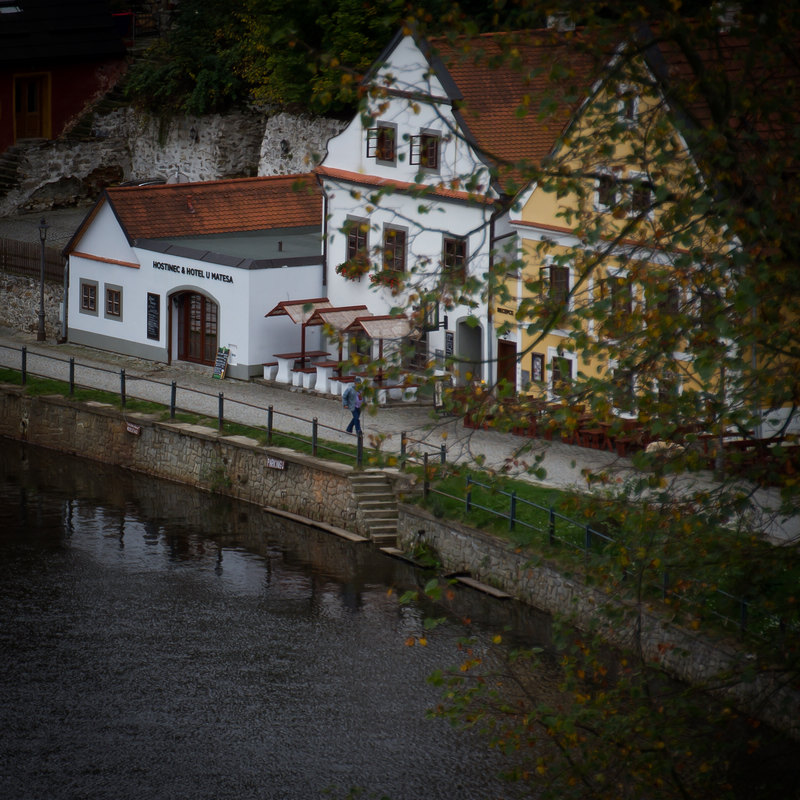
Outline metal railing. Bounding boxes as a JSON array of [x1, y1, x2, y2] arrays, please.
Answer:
[[5, 345, 377, 468], [421, 469, 793, 646]]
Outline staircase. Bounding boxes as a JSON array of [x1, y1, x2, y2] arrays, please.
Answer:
[[348, 471, 398, 546], [0, 146, 24, 197]]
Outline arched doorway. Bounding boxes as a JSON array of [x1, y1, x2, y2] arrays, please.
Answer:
[[173, 291, 218, 365]]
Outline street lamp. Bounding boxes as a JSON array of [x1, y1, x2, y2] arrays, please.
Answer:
[[37, 217, 49, 342]]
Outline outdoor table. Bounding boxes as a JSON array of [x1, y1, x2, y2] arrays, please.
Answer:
[[273, 350, 330, 384]]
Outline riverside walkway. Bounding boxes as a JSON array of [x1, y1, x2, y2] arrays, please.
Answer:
[[0, 326, 797, 543], [0, 326, 620, 492]]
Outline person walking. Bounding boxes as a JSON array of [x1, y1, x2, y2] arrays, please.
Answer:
[[342, 381, 363, 435]]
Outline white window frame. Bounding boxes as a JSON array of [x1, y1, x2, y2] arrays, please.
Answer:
[[617, 84, 640, 126], [366, 122, 397, 166]]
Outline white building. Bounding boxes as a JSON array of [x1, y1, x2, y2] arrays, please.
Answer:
[[316, 28, 556, 386], [64, 175, 324, 379]]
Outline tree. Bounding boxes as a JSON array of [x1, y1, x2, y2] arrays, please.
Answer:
[[319, 1, 800, 797]]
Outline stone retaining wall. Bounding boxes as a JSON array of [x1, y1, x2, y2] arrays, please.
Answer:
[[397, 504, 800, 740], [1, 108, 346, 216], [1, 384, 796, 739], [0, 274, 63, 340], [0, 387, 367, 537]]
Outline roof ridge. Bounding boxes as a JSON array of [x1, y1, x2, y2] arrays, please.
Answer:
[[107, 173, 316, 194]]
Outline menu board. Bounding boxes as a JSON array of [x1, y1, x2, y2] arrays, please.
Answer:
[[212, 347, 230, 379], [146, 293, 160, 340]]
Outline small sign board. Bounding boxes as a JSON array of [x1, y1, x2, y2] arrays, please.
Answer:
[[146, 293, 160, 340], [212, 347, 230, 380], [126, 422, 142, 435], [265, 456, 286, 470]]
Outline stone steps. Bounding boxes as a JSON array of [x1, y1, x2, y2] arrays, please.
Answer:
[[349, 471, 398, 546], [0, 146, 25, 195]]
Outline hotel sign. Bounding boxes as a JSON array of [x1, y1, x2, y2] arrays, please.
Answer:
[[153, 260, 234, 284]]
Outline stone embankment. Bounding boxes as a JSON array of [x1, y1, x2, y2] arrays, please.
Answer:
[[1, 384, 797, 741]]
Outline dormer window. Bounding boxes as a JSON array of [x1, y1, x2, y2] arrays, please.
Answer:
[[367, 123, 396, 165], [410, 130, 440, 171]]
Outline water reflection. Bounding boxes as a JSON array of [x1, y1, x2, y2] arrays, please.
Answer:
[[0, 441, 547, 800]]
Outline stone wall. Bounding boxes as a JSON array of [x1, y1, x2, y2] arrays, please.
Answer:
[[1, 107, 347, 216], [0, 387, 366, 536], [397, 504, 800, 740], [0, 273, 63, 340]]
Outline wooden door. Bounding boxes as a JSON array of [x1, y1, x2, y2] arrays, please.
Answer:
[[497, 339, 517, 389], [177, 293, 218, 365], [15, 76, 45, 140]]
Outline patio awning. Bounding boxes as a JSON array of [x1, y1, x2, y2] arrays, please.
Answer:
[[343, 314, 411, 340], [306, 305, 371, 331], [264, 297, 332, 324]]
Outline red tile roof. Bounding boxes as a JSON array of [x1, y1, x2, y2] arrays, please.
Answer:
[[104, 175, 321, 242], [425, 30, 601, 191]]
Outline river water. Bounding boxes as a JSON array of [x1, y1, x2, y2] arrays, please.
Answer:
[[0, 440, 550, 800]]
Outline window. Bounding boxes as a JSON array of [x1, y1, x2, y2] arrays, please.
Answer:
[[383, 227, 406, 273], [617, 85, 639, 125], [611, 366, 636, 412], [366, 123, 396, 164], [595, 173, 619, 210], [80, 280, 97, 315], [608, 275, 632, 315], [443, 236, 467, 281], [344, 217, 369, 261], [630, 174, 653, 216], [410, 131, 440, 170], [657, 286, 680, 315], [550, 354, 574, 397], [105, 285, 122, 320], [547, 265, 569, 306]]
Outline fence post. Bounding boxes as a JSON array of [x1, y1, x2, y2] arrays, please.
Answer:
[[69, 358, 75, 396], [509, 490, 516, 532], [312, 418, 318, 457], [440, 442, 446, 465], [21, 346, 26, 386], [218, 393, 223, 431], [170, 381, 177, 418], [357, 431, 363, 468], [549, 507, 555, 545], [423, 453, 429, 498], [267, 405, 273, 445], [120, 369, 126, 408], [466, 475, 471, 512], [584, 526, 592, 557], [740, 598, 748, 633], [400, 431, 406, 471]]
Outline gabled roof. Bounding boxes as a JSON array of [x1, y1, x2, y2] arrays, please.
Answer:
[[427, 30, 598, 188], [369, 28, 600, 194], [68, 175, 322, 252]]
